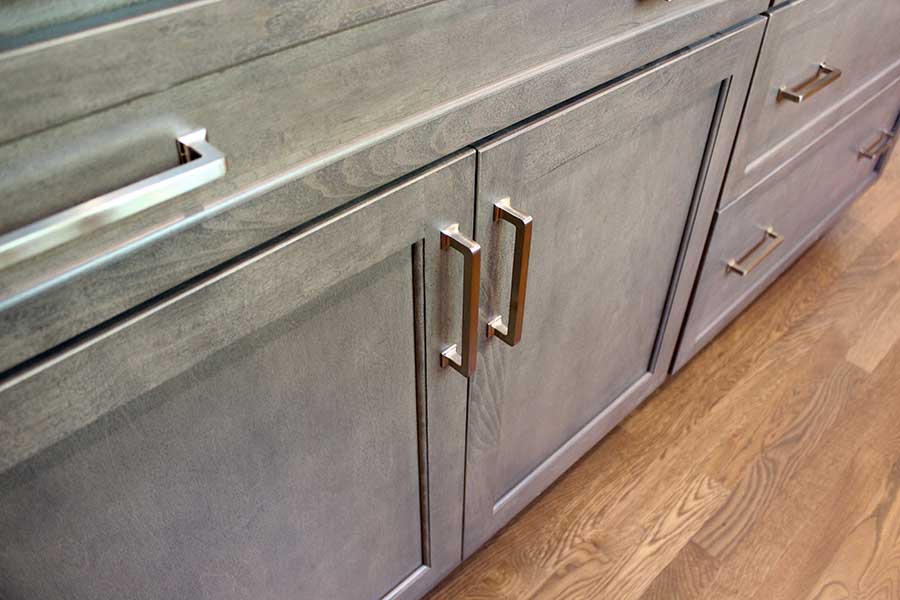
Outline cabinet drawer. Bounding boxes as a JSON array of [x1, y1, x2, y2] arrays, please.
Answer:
[[0, 0, 764, 146], [675, 75, 900, 370], [723, 0, 900, 206]]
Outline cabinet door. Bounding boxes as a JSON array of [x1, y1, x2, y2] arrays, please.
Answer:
[[462, 20, 766, 554], [0, 152, 475, 600]]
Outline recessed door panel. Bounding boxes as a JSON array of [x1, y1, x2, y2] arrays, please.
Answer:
[[462, 20, 767, 555], [0, 151, 476, 600]]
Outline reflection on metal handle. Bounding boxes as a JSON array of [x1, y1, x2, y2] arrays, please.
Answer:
[[0, 129, 226, 269], [778, 63, 842, 104], [487, 198, 533, 346], [440, 224, 481, 378], [726, 226, 784, 277], [859, 130, 896, 160]]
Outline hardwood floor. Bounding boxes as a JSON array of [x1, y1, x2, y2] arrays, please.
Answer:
[[427, 153, 900, 600]]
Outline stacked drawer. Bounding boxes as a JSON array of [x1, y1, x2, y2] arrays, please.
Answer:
[[674, 0, 900, 369]]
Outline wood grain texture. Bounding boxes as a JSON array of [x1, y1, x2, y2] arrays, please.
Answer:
[[749, 345, 900, 600], [0, 150, 474, 471], [801, 457, 900, 600], [0, 151, 476, 600], [0, 0, 438, 139], [527, 474, 728, 600], [0, 3, 768, 373], [845, 285, 900, 372], [0, 0, 765, 145], [426, 151, 900, 600], [1, 249, 427, 600], [461, 19, 765, 556]]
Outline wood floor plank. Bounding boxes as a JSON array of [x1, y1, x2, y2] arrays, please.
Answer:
[[752, 328, 900, 600], [636, 336, 865, 598], [708, 447, 888, 600], [800, 457, 900, 600], [526, 474, 728, 600], [846, 285, 900, 372], [692, 355, 864, 557], [693, 367, 882, 600], [762, 447, 892, 600], [638, 541, 720, 600]]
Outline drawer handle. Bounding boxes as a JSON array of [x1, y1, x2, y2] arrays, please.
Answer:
[[487, 198, 533, 346], [859, 130, 896, 160], [726, 227, 784, 277], [777, 63, 842, 104], [440, 224, 481, 378], [0, 129, 226, 270]]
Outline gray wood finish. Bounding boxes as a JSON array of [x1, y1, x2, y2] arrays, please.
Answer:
[[0, 0, 436, 137], [0, 0, 769, 373], [0, 151, 475, 600], [461, 19, 766, 555], [722, 0, 900, 208], [0, 0, 181, 40], [675, 75, 900, 370], [0, 0, 766, 145]]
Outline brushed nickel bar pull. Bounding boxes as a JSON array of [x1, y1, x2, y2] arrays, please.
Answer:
[[859, 130, 896, 160], [726, 226, 784, 277], [487, 198, 533, 346], [440, 224, 481, 378], [0, 129, 226, 269], [778, 63, 842, 104]]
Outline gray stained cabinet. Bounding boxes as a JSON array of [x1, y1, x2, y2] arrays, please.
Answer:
[[461, 21, 765, 554], [5, 1, 890, 597], [0, 152, 476, 600]]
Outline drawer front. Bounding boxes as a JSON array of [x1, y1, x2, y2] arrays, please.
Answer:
[[0, 0, 438, 143], [0, 0, 768, 373], [723, 0, 900, 206], [676, 75, 900, 370], [0, 0, 760, 146]]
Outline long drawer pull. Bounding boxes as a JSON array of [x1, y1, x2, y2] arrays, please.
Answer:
[[778, 63, 842, 104], [440, 224, 481, 378], [726, 227, 784, 277], [0, 129, 226, 270], [487, 198, 533, 346], [859, 130, 896, 160]]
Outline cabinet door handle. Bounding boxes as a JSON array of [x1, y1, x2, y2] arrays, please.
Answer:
[[726, 227, 784, 277], [440, 224, 481, 377], [859, 130, 896, 160], [487, 198, 533, 346], [0, 129, 226, 270], [778, 63, 842, 104]]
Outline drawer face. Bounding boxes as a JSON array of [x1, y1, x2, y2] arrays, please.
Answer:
[[0, 0, 765, 145], [724, 0, 900, 205], [677, 75, 900, 369]]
